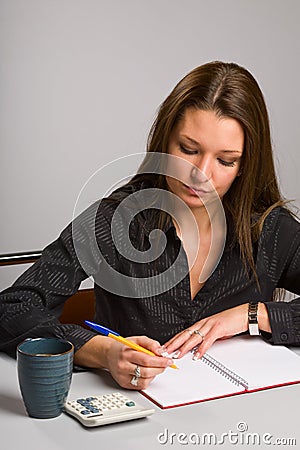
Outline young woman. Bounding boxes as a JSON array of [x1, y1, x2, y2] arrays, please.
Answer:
[[1, 61, 300, 390]]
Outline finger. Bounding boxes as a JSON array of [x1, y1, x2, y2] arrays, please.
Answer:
[[128, 374, 155, 390], [129, 363, 166, 379], [191, 321, 239, 360], [129, 335, 164, 355], [166, 324, 209, 357], [163, 330, 186, 348], [193, 327, 219, 360], [125, 348, 174, 369], [163, 328, 196, 354], [192, 333, 217, 360], [173, 330, 209, 358]]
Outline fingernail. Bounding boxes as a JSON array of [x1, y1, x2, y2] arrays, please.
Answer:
[[167, 359, 174, 366], [193, 353, 200, 361], [160, 351, 170, 357], [157, 345, 167, 355], [172, 350, 181, 359]]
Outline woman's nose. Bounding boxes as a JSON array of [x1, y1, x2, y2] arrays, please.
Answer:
[[191, 156, 212, 183]]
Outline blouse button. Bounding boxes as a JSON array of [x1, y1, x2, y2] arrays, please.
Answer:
[[280, 332, 288, 341]]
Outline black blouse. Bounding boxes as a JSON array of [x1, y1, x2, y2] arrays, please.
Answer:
[[1, 183, 300, 357]]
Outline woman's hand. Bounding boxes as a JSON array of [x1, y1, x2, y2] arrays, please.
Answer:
[[74, 334, 174, 390], [163, 302, 271, 360]]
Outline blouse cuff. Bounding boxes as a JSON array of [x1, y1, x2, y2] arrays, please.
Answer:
[[52, 323, 97, 353], [264, 301, 296, 344]]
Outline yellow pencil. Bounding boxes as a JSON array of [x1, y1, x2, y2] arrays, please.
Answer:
[[85, 320, 178, 369]]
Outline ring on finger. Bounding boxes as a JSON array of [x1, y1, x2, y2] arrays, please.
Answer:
[[193, 329, 205, 341], [130, 376, 138, 387], [186, 329, 193, 336], [134, 365, 141, 378]]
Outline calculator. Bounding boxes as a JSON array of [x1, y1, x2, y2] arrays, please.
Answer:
[[63, 392, 155, 427]]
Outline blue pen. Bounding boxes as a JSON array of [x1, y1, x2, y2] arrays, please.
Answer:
[[85, 320, 178, 369], [85, 321, 119, 336]]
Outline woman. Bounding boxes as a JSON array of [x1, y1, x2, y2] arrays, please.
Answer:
[[1, 61, 300, 390]]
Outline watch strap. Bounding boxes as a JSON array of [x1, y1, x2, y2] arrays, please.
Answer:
[[248, 302, 260, 335]]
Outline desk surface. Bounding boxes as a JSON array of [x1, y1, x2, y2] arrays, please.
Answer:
[[1, 350, 299, 450]]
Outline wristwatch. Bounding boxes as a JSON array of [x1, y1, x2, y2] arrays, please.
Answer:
[[248, 302, 260, 335]]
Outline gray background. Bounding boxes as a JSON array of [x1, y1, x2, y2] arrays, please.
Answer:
[[1, 0, 300, 289]]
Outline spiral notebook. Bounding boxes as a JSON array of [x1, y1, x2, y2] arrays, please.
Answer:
[[141, 336, 300, 409]]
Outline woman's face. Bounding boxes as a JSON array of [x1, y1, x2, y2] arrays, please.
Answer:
[[166, 108, 244, 209]]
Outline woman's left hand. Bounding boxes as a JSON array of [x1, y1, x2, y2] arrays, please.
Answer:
[[163, 304, 252, 360]]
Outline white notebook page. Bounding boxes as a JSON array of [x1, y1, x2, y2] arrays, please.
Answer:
[[208, 336, 300, 390], [142, 336, 300, 408]]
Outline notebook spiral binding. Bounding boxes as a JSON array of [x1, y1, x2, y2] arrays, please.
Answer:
[[201, 353, 249, 390]]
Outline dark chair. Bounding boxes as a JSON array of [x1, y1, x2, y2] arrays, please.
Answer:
[[59, 289, 95, 328]]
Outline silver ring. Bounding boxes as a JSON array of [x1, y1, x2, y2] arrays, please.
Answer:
[[134, 365, 141, 378], [193, 329, 205, 340], [186, 329, 193, 336], [130, 376, 138, 386]]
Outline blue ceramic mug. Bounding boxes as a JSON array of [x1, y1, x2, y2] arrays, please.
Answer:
[[17, 337, 74, 419]]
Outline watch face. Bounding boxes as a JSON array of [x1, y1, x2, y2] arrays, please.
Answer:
[[249, 323, 260, 335]]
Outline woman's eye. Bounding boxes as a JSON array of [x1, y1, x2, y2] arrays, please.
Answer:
[[179, 144, 197, 155], [178, 145, 238, 167], [218, 158, 237, 167]]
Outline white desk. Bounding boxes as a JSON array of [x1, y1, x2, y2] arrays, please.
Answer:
[[1, 351, 299, 450]]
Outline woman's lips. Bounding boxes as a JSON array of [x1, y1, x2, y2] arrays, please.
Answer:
[[183, 183, 211, 196]]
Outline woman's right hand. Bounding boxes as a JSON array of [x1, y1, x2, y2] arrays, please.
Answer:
[[74, 334, 173, 389]]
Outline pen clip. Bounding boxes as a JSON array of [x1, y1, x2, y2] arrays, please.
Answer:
[[85, 320, 119, 336]]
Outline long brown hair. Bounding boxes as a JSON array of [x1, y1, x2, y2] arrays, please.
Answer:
[[132, 61, 286, 278]]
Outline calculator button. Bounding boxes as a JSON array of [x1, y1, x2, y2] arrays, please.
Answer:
[[125, 401, 136, 407], [81, 410, 91, 415]]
